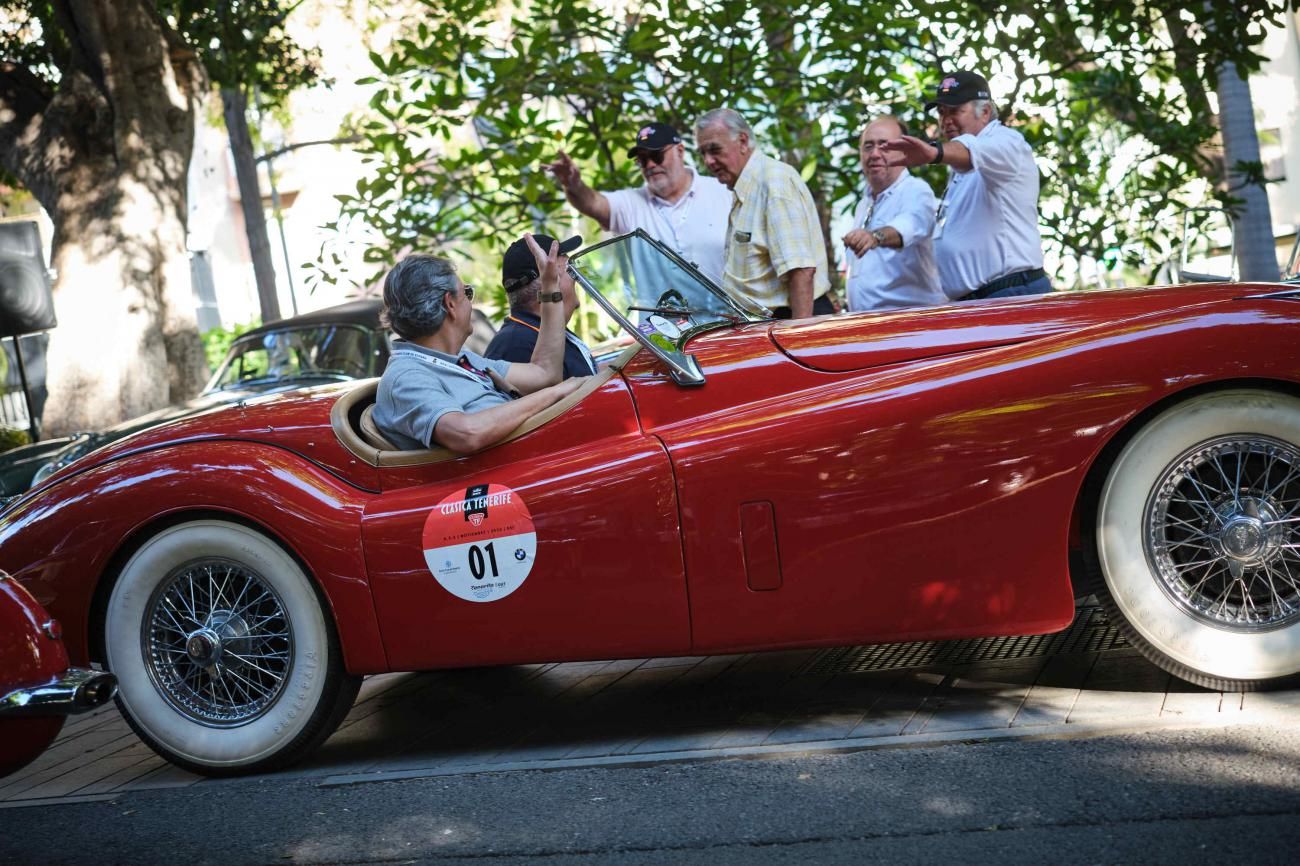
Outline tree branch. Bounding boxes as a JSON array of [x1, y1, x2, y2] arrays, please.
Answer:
[[256, 135, 363, 163]]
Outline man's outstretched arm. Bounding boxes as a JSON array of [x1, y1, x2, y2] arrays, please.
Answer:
[[545, 151, 612, 228], [433, 378, 586, 454]]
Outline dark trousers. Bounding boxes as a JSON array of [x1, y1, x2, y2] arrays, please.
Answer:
[[772, 293, 836, 320]]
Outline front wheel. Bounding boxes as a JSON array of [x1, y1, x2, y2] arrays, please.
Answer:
[[105, 520, 360, 776], [1095, 390, 1300, 691]]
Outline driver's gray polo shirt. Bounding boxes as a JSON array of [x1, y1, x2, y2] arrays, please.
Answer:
[[373, 341, 512, 450]]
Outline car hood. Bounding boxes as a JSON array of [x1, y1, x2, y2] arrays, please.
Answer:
[[768, 283, 1258, 372]]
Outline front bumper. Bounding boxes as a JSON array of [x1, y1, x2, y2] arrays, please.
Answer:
[[0, 668, 117, 717]]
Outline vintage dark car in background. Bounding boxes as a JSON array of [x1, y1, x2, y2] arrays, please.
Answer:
[[0, 231, 1297, 777], [0, 299, 393, 499], [1, 570, 116, 777]]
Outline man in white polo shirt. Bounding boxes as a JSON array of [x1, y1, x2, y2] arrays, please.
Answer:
[[842, 115, 945, 311], [544, 122, 732, 284], [882, 71, 1051, 301]]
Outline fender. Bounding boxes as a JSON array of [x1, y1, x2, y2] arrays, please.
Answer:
[[0, 441, 388, 674]]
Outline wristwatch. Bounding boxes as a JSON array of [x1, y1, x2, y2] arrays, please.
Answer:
[[871, 229, 889, 246], [539, 291, 564, 303]]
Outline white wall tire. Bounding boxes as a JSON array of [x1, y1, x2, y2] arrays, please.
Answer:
[[105, 520, 359, 775], [1097, 389, 1300, 690]]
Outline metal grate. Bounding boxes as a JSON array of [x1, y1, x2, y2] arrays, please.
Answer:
[[803, 605, 1127, 676]]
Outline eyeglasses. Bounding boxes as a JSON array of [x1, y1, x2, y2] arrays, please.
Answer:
[[860, 139, 892, 153], [634, 149, 669, 167], [461, 285, 475, 301]]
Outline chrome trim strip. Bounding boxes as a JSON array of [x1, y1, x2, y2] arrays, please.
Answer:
[[1240, 288, 1300, 299]]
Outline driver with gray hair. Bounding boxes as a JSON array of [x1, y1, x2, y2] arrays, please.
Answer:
[[373, 235, 585, 453]]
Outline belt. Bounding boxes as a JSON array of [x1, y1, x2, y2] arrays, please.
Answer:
[[965, 268, 1047, 301]]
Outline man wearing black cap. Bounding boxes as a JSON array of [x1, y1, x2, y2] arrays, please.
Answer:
[[484, 233, 596, 379], [882, 71, 1051, 301], [544, 122, 732, 284]]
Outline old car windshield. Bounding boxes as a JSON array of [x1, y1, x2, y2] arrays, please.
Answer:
[[206, 324, 378, 391], [568, 231, 767, 384]]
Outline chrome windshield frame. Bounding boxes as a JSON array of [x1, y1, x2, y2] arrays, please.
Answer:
[[568, 230, 770, 386]]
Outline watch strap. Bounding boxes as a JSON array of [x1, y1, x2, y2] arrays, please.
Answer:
[[539, 291, 564, 303], [928, 140, 944, 165]]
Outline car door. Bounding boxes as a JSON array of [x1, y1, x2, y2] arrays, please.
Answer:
[[360, 373, 692, 671], [622, 323, 1078, 654]]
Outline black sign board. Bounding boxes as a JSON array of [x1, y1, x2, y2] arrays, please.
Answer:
[[0, 221, 57, 338]]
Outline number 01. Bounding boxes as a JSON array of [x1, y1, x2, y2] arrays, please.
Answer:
[[468, 542, 499, 580]]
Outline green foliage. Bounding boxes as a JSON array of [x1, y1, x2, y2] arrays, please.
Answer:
[[315, 0, 1291, 290], [0, 426, 30, 452], [202, 319, 260, 373], [160, 0, 325, 111]]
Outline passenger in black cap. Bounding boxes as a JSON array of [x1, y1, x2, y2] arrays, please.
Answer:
[[484, 233, 597, 379], [881, 70, 1051, 302], [543, 122, 732, 284]]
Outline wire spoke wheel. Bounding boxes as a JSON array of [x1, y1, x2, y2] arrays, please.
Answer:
[[107, 520, 361, 776], [1147, 436, 1300, 631], [143, 558, 293, 726], [1096, 390, 1300, 690]]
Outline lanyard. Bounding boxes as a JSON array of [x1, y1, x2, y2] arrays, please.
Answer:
[[862, 179, 901, 229], [394, 347, 493, 386], [507, 317, 596, 374]]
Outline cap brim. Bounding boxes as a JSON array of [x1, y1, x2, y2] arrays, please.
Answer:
[[925, 91, 987, 111], [626, 145, 670, 158], [558, 235, 583, 254]]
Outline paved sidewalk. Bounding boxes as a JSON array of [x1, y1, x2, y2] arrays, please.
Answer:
[[3, 608, 1298, 807]]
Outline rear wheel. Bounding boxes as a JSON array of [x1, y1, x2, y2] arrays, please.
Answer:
[[105, 520, 360, 776], [1095, 390, 1300, 690]]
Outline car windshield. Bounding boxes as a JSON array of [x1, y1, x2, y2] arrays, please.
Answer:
[[568, 231, 767, 383], [206, 324, 378, 392]]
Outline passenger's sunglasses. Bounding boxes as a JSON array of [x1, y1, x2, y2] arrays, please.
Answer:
[[634, 149, 669, 167], [461, 285, 475, 301]]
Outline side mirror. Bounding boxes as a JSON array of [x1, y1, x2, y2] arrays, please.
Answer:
[[1178, 207, 1236, 283]]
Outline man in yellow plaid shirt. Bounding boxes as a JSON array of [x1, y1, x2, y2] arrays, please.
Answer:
[[694, 108, 832, 319]]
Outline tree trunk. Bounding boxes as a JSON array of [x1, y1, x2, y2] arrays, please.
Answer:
[[759, 8, 842, 295], [0, 1, 209, 435], [1215, 61, 1279, 282], [222, 86, 282, 323]]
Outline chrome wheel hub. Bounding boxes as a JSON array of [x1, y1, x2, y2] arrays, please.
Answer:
[[1146, 436, 1300, 631], [185, 628, 220, 666], [143, 559, 293, 726], [1215, 497, 1283, 564]]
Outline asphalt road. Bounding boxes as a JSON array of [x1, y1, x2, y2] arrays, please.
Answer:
[[2, 722, 1297, 865]]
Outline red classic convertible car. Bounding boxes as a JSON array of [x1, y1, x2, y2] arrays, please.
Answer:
[[1, 231, 1297, 776]]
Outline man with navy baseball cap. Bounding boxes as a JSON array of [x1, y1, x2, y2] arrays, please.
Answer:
[[485, 233, 596, 380], [882, 70, 1051, 302], [544, 121, 732, 284]]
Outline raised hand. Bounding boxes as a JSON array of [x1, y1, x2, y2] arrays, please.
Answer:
[[544, 151, 582, 190], [523, 232, 560, 292], [880, 135, 935, 168]]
